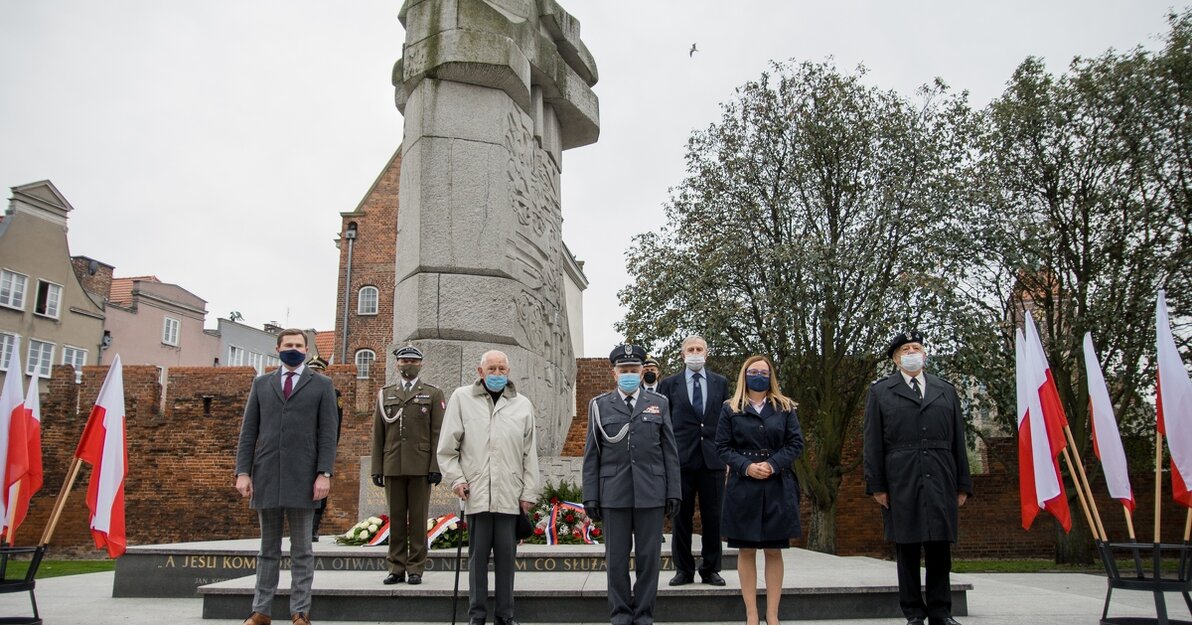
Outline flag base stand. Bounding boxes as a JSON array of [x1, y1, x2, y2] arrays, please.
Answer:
[[1099, 541, 1192, 625], [0, 545, 45, 625]]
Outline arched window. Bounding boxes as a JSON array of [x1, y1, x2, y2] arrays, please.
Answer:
[[355, 349, 376, 379], [357, 286, 379, 315]]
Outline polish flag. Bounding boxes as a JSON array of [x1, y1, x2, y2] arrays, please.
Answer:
[[1017, 329, 1071, 531], [1083, 332, 1133, 510], [1156, 291, 1192, 507], [75, 355, 127, 557], [0, 339, 25, 530], [6, 377, 44, 539], [1023, 312, 1070, 447]]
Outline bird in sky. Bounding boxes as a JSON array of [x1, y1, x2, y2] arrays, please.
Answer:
[[689, 43, 698, 57]]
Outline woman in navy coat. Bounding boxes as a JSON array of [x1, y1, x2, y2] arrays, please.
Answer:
[[716, 355, 804, 625]]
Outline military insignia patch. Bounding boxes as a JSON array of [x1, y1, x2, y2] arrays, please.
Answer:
[[643, 405, 662, 415]]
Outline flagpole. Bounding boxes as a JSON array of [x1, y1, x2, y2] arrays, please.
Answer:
[[1155, 431, 1164, 544], [5, 481, 20, 546], [1063, 425, 1107, 542], [1184, 509, 1192, 543], [39, 457, 82, 546], [1061, 448, 1099, 540], [1124, 507, 1135, 540]]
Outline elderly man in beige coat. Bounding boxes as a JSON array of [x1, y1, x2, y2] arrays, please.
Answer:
[[437, 350, 539, 625]]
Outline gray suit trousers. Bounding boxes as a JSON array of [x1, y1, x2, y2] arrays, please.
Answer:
[[604, 506, 665, 625], [253, 507, 315, 616], [467, 512, 517, 621]]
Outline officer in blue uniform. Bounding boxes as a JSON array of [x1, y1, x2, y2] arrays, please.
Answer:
[[582, 344, 682, 625]]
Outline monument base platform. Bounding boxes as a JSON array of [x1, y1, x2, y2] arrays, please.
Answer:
[[193, 544, 969, 622]]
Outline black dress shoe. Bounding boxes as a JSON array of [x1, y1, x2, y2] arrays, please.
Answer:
[[701, 571, 726, 586], [906, 618, 925, 625], [311, 535, 320, 542], [383, 572, 405, 585], [669, 572, 694, 586], [407, 573, 422, 585], [939, 619, 962, 625], [495, 618, 520, 625], [468, 620, 484, 625]]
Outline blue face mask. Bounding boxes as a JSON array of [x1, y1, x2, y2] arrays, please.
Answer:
[[617, 373, 641, 394], [484, 374, 508, 392], [278, 349, 305, 367], [746, 374, 770, 392]]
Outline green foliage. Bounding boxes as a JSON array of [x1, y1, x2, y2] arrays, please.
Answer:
[[523, 479, 603, 545]]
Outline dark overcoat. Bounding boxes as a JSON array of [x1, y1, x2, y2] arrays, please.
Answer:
[[235, 367, 339, 509], [715, 401, 804, 542], [863, 372, 973, 544], [657, 369, 731, 470], [582, 390, 682, 509]]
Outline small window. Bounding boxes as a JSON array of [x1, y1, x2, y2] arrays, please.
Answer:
[[62, 345, 88, 369], [34, 280, 63, 318], [0, 333, 16, 371], [355, 349, 376, 379], [228, 345, 245, 366], [26, 339, 54, 379], [249, 352, 265, 374], [0, 270, 27, 310], [358, 286, 379, 315], [162, 316, 180, 346]]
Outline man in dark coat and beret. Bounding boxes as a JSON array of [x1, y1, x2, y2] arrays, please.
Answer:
[[863, 330, 973, 625]]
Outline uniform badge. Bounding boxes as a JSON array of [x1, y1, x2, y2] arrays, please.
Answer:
[[905, 332, 914, 341], [643, 405, 661, 415], [421, 407, 428, 414], [623, 345, 633, 355]]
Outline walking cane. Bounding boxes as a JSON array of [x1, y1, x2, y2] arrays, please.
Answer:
[[451, 496, 465, 625]]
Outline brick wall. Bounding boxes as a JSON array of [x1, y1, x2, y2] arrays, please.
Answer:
[[28, 358, 1166, 560], [560, 357, 608, 456], [332, 150, 400, 380]]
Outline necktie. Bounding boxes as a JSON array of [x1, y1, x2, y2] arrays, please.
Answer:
[[284, 371, 295, 400], [625, 395, 634, 412], [692, 372, 704, 415], [404, 381, 412, 392], [910, 377, 922, 400]]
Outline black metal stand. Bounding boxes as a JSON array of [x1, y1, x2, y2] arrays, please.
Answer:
[[1099, 541, 1192, 625], [0, 545, 45, 625]]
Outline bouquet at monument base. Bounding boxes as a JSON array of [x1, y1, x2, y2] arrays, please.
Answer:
[[523, 479, 602, 545], [335, 515, 389, 546], [428, 513, 468, 548]]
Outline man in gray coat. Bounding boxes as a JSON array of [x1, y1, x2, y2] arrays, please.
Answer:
[[582, 344, 682, 625], [235, 329, 340, 625]]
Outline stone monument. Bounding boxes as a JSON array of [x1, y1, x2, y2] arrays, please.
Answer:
[[391, 0, 599, 456]]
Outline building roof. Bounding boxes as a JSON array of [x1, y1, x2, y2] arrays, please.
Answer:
[[108, 275, 161, 305], [315, 331, 336, 363]]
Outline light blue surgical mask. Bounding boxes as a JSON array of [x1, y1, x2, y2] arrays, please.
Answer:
[[617, 373, 641, 394], [484, 374, 508, 392], [899, 352, 925, 373]]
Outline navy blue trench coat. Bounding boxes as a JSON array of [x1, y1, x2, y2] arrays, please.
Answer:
[[715, 401, 804, 543]]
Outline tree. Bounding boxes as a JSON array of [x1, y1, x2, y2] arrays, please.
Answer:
[[617, 60, 980, 553], [963, 12, 1192, 563]]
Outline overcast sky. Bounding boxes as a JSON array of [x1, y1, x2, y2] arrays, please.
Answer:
[[0, 1, 1179, 357]]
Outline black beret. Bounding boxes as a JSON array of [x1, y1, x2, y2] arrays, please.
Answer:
[[610, 343, 647, 366], [393, 345, 424, 360], [886, 330, 925, 359]]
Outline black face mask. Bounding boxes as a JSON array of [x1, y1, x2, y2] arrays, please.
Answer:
[[278, 349, 305, 367], [399, 363, 422, 380], [643, 371, 657, 384]]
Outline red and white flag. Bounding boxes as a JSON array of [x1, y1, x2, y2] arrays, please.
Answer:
[[75, 355, 127, 557], [1016, 328, 1071, 531], [0, 338, 25, 530], [1024, 312, 1070, 445], [1083, 332, 1133, 510], [1156, 290, 1192, 507], [6, 376, 44, 540]]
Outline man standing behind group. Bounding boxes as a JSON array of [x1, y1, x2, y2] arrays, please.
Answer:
[[371, 345, 445, 586], [437, 350, 539, 625], [235, 329, 339, 625], [658, 335, 730, 586], [583, 344, 681, 625]]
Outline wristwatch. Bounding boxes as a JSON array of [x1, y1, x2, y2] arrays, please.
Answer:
[[320, 472, 333, 478]]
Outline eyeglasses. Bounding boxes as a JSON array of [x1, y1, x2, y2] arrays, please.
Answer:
[[745, 369, 769, 376]]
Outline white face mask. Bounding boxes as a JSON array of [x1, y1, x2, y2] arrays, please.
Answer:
[[684, 354, 706, 371], [899, 352, 925, 373]]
